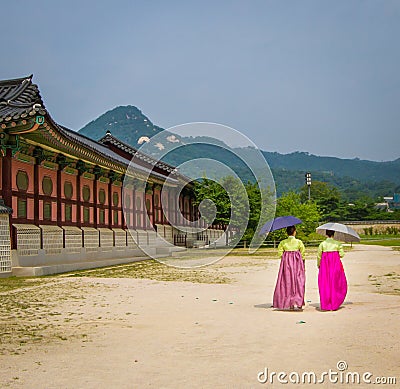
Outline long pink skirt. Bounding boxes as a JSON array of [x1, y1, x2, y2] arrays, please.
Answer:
[[273, 251, 305, 309], [318, 251, 347, 311]]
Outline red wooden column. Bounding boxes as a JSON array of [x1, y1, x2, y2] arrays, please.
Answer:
[[32, 147, 44, 226], [76, 160, 86, 229], [1, 149, 12, 210], [108, 171, 115, 229], [171, 189, 178, 226], [56, 168, 62, 225], [2, 149, 14, 248], [152, 184, 156, 226], [145, 182, 154, 229], [131, 184, 136, 230], [93, 166, 101, 229], [56, 154, 67, 227], [142, 190, 147, 229], [153, 184, 162, 226], [76, 173, 81, 228]]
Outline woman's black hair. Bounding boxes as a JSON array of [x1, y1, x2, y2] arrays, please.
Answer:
[[286, 225, 296, 235], [326, 229, 335, 238]]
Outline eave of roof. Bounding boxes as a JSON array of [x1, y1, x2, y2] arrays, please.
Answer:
[[0, 75, 179, 185], [58, 125, 177, 183], [100, 132, 177, 172], [0, 75, 46, 122], [100, 132, 193, 184]]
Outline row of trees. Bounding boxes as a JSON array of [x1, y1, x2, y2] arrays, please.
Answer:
[[299, 181, 400, 221], [193, 177, 400, 243]]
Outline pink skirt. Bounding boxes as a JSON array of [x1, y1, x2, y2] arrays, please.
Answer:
[[273, 251, 305, 309], [318, 251, 347, 311]]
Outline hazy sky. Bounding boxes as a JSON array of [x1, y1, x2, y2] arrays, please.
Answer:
[[2, 0, 400, 161]]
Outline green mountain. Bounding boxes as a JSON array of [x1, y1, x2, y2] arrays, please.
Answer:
[[78, 106, 400, 199], [262, 150, 400, 184], [79, 105, 178, 146]]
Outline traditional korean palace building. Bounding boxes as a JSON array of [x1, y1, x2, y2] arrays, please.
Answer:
[[0, 75, 224, 276]]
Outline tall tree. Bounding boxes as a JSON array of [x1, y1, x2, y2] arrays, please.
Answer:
[[300, 181, 342, 221], [269, 191, 321, 240]]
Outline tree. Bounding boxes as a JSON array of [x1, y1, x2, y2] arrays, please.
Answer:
[[193, 178, 230, 226], [243, 181, 275, 243], [300, 181, 342, 221], [269, 191, 321, 240], [193, 176, 275, 244]]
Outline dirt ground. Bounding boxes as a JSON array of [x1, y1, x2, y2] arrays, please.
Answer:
[[1, 245, 399, 388]]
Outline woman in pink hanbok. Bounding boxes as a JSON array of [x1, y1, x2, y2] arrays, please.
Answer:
[[317, 230, 347, 311], [273, 226, 305, 310]]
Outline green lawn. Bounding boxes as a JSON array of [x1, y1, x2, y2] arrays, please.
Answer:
[[360, 238, 400, 247]]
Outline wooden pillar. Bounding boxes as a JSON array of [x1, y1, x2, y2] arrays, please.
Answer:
[[108, 176, 113, 229], [93, 178, 98, 228], [151, 184, 156, 227], [142, 190, 146, 230], [56, 168, 62, 226], [2, 149, 14, 249], [172, 190, 177, 226], [2, 149, 12, 209], [132, 185, 136, 230], [76, 173, 81, 228], [33, 161, 40, 226]]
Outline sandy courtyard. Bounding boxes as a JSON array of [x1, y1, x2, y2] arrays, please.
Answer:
[[1, 245, 399, 388]]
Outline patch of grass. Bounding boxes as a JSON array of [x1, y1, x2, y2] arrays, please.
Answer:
[[368, 272, 400, 296], [227, 246, 320, 259], [63, 259, 230, 284], [361, 238, 400, 247], [0, 277, 47, 293], [0, 280, 108, 355]]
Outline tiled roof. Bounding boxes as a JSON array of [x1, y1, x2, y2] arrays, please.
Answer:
[[0, 200, 12, 214], [99, 132, 178, 175], [0, 75, 46, 123], [0, 75, 179, 184], [60, 126, 178, 182]]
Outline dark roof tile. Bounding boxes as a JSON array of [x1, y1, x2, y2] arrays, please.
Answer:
[[0, 75, 46, 122]]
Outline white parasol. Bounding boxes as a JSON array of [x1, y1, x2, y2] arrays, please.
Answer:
[[316, 222, 361, 243]]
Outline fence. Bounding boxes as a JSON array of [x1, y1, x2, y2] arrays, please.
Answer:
[[233, 240, 325, 249], [340, 220, 400, 225], [174, 234, 187, 247]]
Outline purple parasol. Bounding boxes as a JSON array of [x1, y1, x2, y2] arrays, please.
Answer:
[[259, 216, 302, 235]]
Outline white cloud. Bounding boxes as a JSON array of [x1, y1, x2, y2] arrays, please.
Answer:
[[167, 135, 180, 143], [155, 142, 165, 150], [138, 136, 150, 144]]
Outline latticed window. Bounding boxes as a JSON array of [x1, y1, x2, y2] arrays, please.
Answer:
[[16, 171, 29, 191], [17, 198, 27, 218], [136, 197, 142, 209], [82, 186, 90, 202], [99, 188, 106, 204], [113, 192, 119, 206], [113, 211, 118, 225], [154, 194, 159, 206], [42, 176, 53, 196], [99, 209, 105, 224], [124, 195, 131, 208], [83, 207, 90, 223], [136, 213, 141, 227], [64, 181, 73, 199], [43, 202, 52, 220], [65, 204, 72, 221]]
